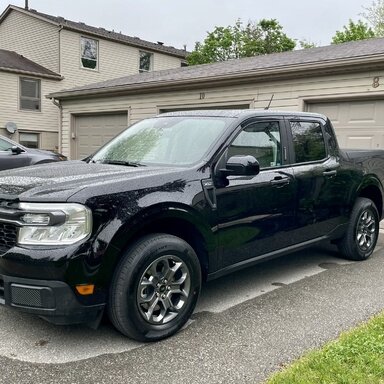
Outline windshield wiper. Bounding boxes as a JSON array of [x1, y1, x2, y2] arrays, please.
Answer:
[[98, 159, 145, 167]]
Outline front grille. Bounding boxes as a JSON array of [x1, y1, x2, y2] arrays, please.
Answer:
[[0, 222, 17, 251], [11, 284, 44, 308]]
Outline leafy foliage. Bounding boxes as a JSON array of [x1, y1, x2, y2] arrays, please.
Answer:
[[298, 39, 317, 49], [187, 19, 295, 65], [361, 0, 384, 36], [331, 19, 375, 44]]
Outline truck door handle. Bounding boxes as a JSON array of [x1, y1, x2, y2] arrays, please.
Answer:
[[271, 176, 290, 187], [323, 170, 337, 177]]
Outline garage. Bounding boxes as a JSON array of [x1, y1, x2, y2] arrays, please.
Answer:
[[307, 99, 384, 149], [74, 113, 128, 159]]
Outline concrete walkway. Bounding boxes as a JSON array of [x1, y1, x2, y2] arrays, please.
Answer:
[[1, 238, 384, 383]]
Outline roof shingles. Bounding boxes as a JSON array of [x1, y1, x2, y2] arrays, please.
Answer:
[[10, 5, 188, 59], [50, 37, 384, 98], [0, 49, 62, 79]]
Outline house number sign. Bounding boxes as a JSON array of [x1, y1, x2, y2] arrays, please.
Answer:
[[372, 76, 380, 88]]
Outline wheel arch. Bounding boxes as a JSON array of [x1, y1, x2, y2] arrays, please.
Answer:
[[357, 178, 384, 219], [107, 203, 215, 282]]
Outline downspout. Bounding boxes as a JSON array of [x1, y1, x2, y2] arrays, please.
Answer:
[[51, 97, 63, 155], [51, 25, 64, 155], [58, 25, 63, 74]]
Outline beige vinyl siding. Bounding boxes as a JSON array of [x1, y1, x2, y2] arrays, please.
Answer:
[[59, 30, 184, 89], [0, 10, 59, 72], [153, 53, 182, 71], [59, 69, 384, 158], [60, 30, 137, 88], [0, 72, 60, 149]]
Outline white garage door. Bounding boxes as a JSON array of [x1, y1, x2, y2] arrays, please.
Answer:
[[74, 113, 128, 159], [308, 99, 384, 149]]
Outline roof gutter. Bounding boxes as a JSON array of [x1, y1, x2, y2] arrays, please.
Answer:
[[0, 67, 63, 80], [48, 53, 384, 100]]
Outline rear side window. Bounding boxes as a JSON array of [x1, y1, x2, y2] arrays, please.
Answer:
[[290, 121, 326, 163]]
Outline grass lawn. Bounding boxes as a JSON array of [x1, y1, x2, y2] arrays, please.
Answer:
[[266, 311, 384, 384]]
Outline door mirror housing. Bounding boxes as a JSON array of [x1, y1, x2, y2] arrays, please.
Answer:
[[11, 146, 23, 155], [222, 155, 260, 177]]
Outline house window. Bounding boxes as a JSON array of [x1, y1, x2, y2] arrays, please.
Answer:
[[81, 37, 98, 69], [20, 77, 41, 111], [139, 51, 153, 72], [19, 132, 39, 148]]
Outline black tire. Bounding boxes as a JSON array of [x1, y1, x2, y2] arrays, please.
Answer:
[[108, 233, 201, 341], [338, 197, 380, 261]]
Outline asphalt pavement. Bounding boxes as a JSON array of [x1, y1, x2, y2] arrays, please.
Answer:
[[1, 235, 384, 384]]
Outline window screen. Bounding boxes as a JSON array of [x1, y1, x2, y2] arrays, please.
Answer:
[[20, 78, 41, 111], [290, 121, 326, 163], [139, 51, 153, 72], [81, 37, 98, 69], [19, 132, 39, 148]]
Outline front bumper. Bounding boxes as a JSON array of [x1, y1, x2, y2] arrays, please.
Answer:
[[0, 274, 105, 325]]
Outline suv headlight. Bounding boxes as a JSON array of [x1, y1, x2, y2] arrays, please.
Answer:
[[17, 203, 92, 246]]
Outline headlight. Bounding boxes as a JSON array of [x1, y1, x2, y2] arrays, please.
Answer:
[[17, 203, 92, 246]]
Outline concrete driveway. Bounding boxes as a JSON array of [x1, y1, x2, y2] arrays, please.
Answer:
[[1, 235, 384, 383]]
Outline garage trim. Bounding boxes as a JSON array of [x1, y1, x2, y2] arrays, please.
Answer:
[[301, 91, 384, 111], [157, 99, 255, 114]]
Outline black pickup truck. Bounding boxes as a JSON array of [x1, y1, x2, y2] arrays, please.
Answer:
[[0, 110, 383, 341]]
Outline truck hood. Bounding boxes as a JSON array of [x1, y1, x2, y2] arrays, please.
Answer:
[[0, 160, 191, 202]]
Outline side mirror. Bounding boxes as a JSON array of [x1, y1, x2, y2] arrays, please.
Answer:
[[11, 146, 23, 155], [221, 155, 260, 177]]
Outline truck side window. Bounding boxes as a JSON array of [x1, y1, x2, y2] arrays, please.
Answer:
[[290, 121, 326, 163], [228, 121, 281, 168]]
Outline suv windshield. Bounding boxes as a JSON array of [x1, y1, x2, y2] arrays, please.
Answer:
[[90, 116, 230, 166]]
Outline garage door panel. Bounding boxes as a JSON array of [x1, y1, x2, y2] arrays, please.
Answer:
[[74, 113, 127, 159], [308, 100, 384, 149], [310, 103, 341, 123], [348, 102, 376, 123], [346, 135, 375, 149]]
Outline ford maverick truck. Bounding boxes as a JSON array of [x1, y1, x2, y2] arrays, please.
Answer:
[[0, 110, 383, 341]]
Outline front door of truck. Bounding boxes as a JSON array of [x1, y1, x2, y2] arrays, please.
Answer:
[[214, 119, 297, 268]]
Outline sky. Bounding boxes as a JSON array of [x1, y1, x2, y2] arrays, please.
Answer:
[[3, 0, 376, 51]]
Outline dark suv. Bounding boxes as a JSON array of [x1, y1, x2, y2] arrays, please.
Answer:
[[0, 135, 66, 170]]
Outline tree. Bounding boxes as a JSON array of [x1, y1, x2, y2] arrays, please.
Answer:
[[361, 0, 384, 36], [298, 39, 317, 49], [187, 19, 295, 65], [331, 19, 375, 44]]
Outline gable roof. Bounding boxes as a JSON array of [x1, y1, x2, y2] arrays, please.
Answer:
[[49, 37, 384, 99], [0, 5, 188, 60], [0, 49, 62, 79]]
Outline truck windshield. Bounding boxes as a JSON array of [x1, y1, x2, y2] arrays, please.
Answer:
[[90, 116, 229, 166]]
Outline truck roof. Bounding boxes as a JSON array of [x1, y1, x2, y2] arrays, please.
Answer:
[[158, 109, 326, 120]]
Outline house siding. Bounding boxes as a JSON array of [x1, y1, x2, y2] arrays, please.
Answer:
[[59, 30, 183, 89], [59, 69, 384, 158], [153, 52, 182, 71], [0, 10, 59, 72], [0, 71, 59, 149], [0, 7, 186, 152]]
